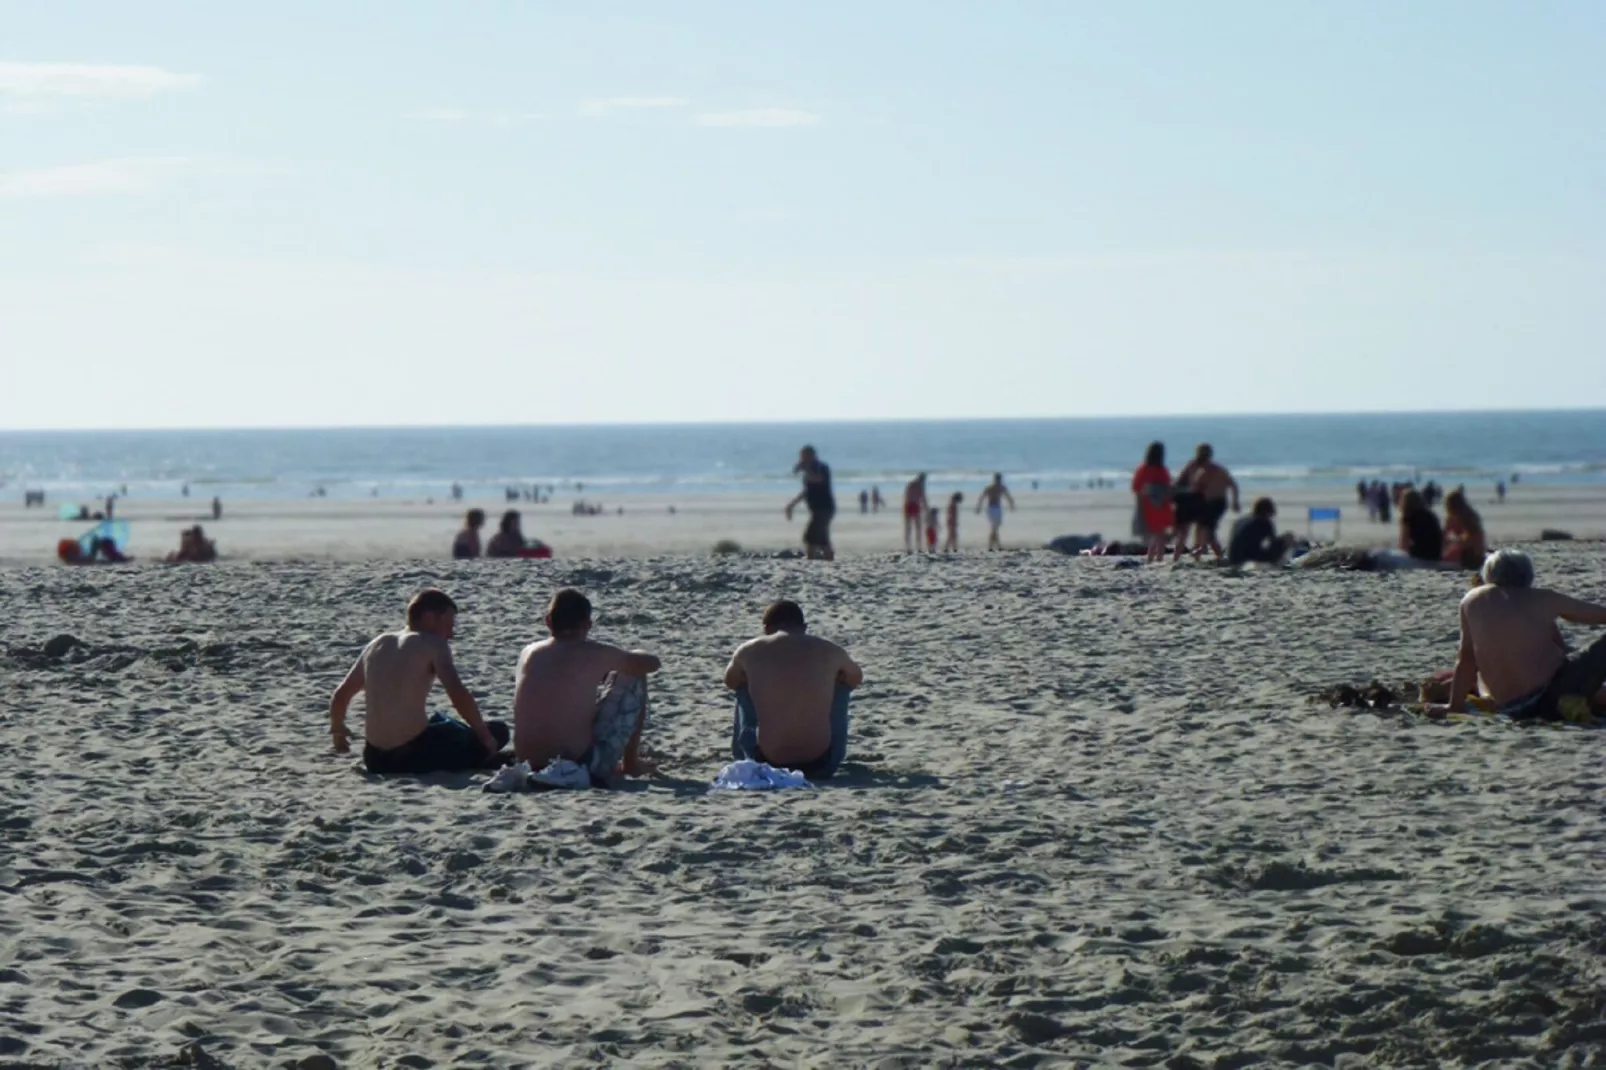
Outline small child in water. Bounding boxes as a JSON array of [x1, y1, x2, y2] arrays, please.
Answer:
[[926, 507, 940, 553], [944, 493, 962, 552]]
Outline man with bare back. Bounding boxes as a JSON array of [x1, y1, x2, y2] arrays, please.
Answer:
[[1439, 550, 1606, 722], [513, 588, 661, 784], [330, 588, 510, 774], [1173, 444, 1240, 561], [902, 474, 930, 553], [975, 473, 1016, 551], [724, 601, 863, 780]]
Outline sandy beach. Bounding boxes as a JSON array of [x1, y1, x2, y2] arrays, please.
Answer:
[[2, 539, 1603, 1067], [3, 483, 1604, 565]]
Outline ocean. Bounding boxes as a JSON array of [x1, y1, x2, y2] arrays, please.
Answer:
[[1, 411, 1603, 501]]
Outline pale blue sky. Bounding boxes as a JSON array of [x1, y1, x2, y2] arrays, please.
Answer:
[[2, 1, 1603, 429]]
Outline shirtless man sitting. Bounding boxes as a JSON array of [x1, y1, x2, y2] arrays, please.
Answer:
[[1173, 444, 1240, 561], [513, 588, 661, 784], [1442, 549, 1606, 722], [329, 588, 510, 774], [723, 600, 864, 780]]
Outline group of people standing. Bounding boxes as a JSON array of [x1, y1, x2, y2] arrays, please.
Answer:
[[784, 445, 1020, 559], [1130, 442, 1257, 564]]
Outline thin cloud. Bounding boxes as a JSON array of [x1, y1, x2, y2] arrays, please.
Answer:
[[417, 107, 546, 127], [695, 108, 822, 129], [0, 62, 201, 99], [0, 157, 195, 198], [578, 96, 690, 118]]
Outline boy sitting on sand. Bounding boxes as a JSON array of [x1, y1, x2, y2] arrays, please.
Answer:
[[512, 588, 661, 784], [330, 589, 510, 774], [724, 601, 863, 780]]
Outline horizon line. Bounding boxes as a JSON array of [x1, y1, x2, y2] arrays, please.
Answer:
[[2, 404, 1604, 435]]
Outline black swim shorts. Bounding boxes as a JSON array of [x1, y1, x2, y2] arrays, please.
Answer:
[[1201, 498, 1229, 532], [803, 508, 834, 550]]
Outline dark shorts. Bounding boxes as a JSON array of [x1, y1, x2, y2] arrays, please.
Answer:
[[804, 508, 834, 550], [1200, 498, 1229, 533], [1504, 632, 1606, 723], [364, 715, 510, 775], [1173, 492, 1203, 527]]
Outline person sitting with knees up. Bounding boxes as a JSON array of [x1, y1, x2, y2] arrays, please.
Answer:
[[1227, 497, 1295, 566]]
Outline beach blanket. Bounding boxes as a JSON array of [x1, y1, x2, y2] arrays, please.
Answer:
[[709, 760, 812, 792]]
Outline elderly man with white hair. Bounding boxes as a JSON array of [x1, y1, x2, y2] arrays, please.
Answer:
[[1444, 549, 1606, 721]]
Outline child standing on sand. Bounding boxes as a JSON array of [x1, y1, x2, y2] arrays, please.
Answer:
[[926, 507, 940, 553], [944, 493, 962, 552]]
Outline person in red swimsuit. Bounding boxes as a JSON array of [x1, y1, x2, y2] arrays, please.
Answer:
[[902, 474, 930, 554], [1131, 441, 1174, 564]]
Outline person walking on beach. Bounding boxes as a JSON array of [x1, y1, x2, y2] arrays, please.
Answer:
[[785, 445, 836, 561], [724, 600, 864, 780], [1131, 442, 1173, 563], [975, 473, 1016, 551], [944, 492, 962, 553], [513, 588, 661, 783], [1172, 445, 1240, 561], [1437, 550, 1606, 722], [902, 474, 930, 553], [329, 588, 509, 774]]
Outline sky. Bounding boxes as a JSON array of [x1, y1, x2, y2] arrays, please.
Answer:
[[2, 1, 1604, 430]]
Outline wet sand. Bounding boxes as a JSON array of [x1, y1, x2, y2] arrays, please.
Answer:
[[1, 543, 1603, 1066]]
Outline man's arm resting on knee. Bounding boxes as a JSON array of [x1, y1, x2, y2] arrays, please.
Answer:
[[433, 642, 497, 751], [723, 650, 747, 690], [329, 655, 366, 752], [620, 650, 662, 677], [1551, 593, 1606, 627], [837, 652, 864, 689]]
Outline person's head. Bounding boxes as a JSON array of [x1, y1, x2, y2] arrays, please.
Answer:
[[466, 508, 485, 530], [992, 472, 1004, 485], [1400, 489, 1426, 516], [1251, 497, 1277, 520], [1195, 443, 1214, 463], [951, 492, 963, 505], [1444, 489, 1469, 517], [499, 509, 521, 535], [545, 588, 593, 638], [795, 445, 817, 471], [762, 600, 807, 635], [1145, 441, 1165, 467], [916, 472, 927, 485], [1480, 549, 1534, 589], [407, 588, 459, 637]]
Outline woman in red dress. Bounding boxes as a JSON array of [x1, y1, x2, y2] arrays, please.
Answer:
[[1131, 441, 1174, 563]]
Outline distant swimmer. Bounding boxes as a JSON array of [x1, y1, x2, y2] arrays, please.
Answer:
[[329, 589, 509, 774], [975, 473, 1016, 551], [902, 474, 930, 554], [1173, 445, 1239, 562], [724, 600, 863, 780], [212, 496, 222, 521], [785, 445, 836, 561], [1433, 550, 1606, 722], [513, 588, 661, 782]]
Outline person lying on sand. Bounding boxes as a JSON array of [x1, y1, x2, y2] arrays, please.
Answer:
[[512, 588, 661, 783], [329, 588, 510, 773], [1435, 550, 1606, 722], [724, 600, 863, 780]]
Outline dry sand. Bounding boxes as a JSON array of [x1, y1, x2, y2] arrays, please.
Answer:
[[2, 484, 1605, 566], [2, 541, 1604, 1068]]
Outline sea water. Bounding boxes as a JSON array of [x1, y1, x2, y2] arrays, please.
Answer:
[[1, 411, 1602, 501]]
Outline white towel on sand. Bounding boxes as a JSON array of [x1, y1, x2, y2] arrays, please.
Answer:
[[483, 759, 592, 792], [709, 760, 812, 792]]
